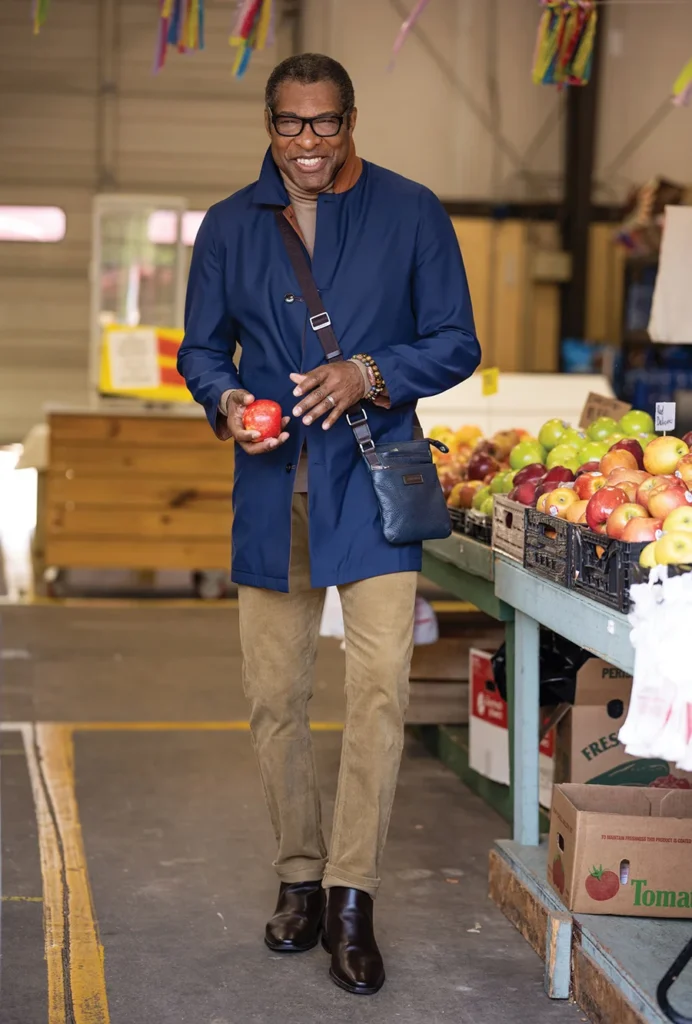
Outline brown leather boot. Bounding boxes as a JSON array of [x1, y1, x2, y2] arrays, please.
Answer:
[[322, 886, 385, 995], [265, 880, 325, 953]]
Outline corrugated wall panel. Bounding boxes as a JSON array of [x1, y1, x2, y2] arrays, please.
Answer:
[[0, 0, 288, 444]]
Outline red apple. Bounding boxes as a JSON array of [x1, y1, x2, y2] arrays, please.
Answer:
[[586, 487, 629, 534], [513, 463, 546, 486], [683, 432, 692, 449], [600, 448, 638, 478], [644, 436, 689, 475], [243, 399, 282, 440], [606, 468, 649, 487], [648, 483, 692, 520], [574, 473, 607, 501], [616, 481, 640, 502], [467, 451, 501, 481], [448, 480, 484, 509], [621, 517, 663, 543], [606, 503, 648, 539], [543, 466, 576, 485], [510, 481, 540, 506], [609, 437, 645, 470], [577, 461, 602, 476]]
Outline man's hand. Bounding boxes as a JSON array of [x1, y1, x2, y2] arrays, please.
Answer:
[[290, 363, 367, 431], [226, 390, 290, 454]]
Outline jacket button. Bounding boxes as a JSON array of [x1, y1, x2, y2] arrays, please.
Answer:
[[285, 463, 293, 473], [284, 293, 295, 304]]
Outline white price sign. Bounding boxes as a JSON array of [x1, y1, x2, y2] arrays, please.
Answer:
[[655, 402, 676, 433]]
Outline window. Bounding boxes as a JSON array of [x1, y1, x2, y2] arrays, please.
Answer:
[[0, 206, 66, 242], [147, 210, 206, 247]]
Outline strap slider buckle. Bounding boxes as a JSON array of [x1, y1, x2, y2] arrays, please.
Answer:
[[309, 312, 332, 332], [346, 410, 368, 428], [359, 439, 376, 454]]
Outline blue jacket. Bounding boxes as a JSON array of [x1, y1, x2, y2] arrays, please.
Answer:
[[178, 149, 480, 592]]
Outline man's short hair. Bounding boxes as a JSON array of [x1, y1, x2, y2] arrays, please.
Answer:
[[265, 53, 355, 114]]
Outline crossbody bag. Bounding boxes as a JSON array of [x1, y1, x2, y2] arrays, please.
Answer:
[[275, 211, 451, 546]]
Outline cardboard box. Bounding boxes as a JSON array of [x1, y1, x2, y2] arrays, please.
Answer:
[[469, 649, 554, 808], [548, 783, 692, 916], [492, 496, 526, 562], [554, 659, 692, 790]]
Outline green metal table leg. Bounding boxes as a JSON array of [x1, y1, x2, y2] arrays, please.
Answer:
[[514, 609, 540, 846]]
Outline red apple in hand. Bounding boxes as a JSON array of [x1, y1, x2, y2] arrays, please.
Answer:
[[243, 399, 283, 440], [586, 487, 629, 534], [609, 437, 645, 470], [621, 517, 662, 543], [513, 463, 546, 486], [606, 503, 648, 539], [575, 473, 607, 501], [648, 483, 692, 520]]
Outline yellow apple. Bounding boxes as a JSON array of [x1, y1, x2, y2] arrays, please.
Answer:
[[644, 436, 689, 476], [655, 531, 692, 565], [639, 541, 659, 568], [663, 506, 692, 533]]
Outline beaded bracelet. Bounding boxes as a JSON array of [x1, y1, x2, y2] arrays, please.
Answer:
[[352, 353, 386, 402]]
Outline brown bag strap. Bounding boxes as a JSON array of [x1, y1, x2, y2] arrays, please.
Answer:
[[274, 210, 380, 467]]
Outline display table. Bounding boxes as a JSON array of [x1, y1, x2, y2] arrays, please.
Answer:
[[420, 540, 687, 1024], [421, 535, 515, 823]]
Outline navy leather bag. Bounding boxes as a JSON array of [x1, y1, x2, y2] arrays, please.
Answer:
[[275, 212, 452, 545]]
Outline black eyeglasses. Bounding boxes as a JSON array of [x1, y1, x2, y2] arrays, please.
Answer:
[[270, 112, 349, 138]]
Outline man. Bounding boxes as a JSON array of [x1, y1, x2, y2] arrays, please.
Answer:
[[178, 53, 480, 996]]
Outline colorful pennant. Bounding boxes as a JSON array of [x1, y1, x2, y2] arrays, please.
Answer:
[[532, 1, 598, 88], [672, 57, 692, 108], [388, 0, 433, 69], [153, 0, 206, 74], [229, 0, 274, 79], [32, 0, 51, 34]]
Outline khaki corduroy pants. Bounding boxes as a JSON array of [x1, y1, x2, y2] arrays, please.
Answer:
[[238, 493, 417, 898]]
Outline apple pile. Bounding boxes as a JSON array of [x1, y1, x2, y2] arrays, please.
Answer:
[[503, 411, 692, 566], [436, 425, 529, 519]]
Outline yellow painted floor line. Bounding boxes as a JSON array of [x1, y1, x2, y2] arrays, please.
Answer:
[[67, 720, 344, 732], [2, 895, 43, 902], [28, 597, 240, 609], [22, 724, 111, 1024], [430, 599, 477, 613]]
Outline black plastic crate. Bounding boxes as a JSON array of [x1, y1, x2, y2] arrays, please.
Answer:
[[448, 507, 466, 534], [572, 528, 648, 613], [465, 510, 492, 545], [523, 509, 573, 586]]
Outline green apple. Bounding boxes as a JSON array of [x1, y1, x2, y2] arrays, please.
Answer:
[[620, 409, 655, 436], [501, 470, 516, 493], [472, 485, 492, 511], [588, 417, 619, 442], [538, 418, 569, 451], [509, 441, 547, 471], [561, 427, 588, 448], [546, 443, 579, 469], [578, 439, 609, 462], [608, 430, 625, 444], [490, 472, 508, 494], [480, 496, 495, 517]]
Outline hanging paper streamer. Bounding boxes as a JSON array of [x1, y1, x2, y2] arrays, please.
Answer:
[[532, 1, 597, 88], [32, 0, 51, 34], [672, 57, 692, 108], [229, 0, 274, 80], [153, 0, 206, 75], [388, 0, 433, 70]]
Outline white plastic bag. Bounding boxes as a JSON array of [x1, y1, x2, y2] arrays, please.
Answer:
[[413, 596, 439, 645], [319, 590, 440, 648], [320, 586, 345, 640], [619, 566, 692, 769]]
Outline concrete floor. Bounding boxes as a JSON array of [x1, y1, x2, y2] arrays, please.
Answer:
[[0, 606, 586, 1024]]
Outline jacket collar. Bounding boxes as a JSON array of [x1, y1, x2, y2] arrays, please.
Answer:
[[253, 141, 363, 206]]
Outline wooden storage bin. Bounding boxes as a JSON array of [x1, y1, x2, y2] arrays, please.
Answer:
[[492, 496, 527, 562], [43, 411, 234, 573]]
